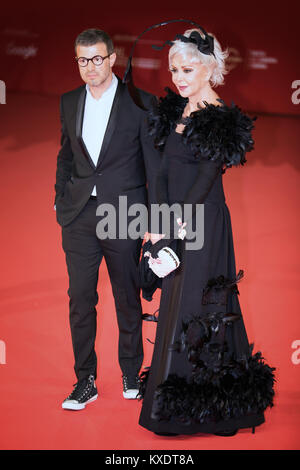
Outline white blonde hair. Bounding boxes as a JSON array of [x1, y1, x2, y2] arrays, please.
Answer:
[[168, 28, 229, 87]]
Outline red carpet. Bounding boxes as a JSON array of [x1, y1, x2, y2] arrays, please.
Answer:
[[0, 91, 299, 450]]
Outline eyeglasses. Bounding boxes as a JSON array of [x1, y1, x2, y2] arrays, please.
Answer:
[[75, 54, 111, 67]]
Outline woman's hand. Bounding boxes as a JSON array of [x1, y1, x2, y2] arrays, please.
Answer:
[[144, 232, 166, 244]]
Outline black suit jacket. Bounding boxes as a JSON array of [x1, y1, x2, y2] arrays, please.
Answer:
[[54, 76, 160, 228]]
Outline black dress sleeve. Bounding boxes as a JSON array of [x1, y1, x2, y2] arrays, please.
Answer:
[[156, 152, 169, 205], [146, 152, 170, 234], [148, 157, 222, 257], [179, 157, 223, 222]]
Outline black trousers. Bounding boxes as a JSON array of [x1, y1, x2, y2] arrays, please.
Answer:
[[61, 198, 143, 382]]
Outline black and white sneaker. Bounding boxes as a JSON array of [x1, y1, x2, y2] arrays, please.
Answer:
[[122, 374, 140, 399], [62, 375, 98, 410]]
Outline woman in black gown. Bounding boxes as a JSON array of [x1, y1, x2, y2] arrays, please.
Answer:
[[138, 27, 275, 436]]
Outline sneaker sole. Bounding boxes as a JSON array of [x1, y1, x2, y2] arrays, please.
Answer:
[[123, 390, 139, 399], [62, 394, 98, 410]]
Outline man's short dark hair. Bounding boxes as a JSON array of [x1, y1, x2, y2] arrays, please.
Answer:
[[75, 29, 114, 55]]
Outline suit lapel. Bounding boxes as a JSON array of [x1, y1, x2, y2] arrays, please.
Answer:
[[75, 78, 125, 169], [96, 78, 125, 168], [75, 86, 96, 169]]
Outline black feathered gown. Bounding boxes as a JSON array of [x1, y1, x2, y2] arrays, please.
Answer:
[[138, 90, 275, 435]]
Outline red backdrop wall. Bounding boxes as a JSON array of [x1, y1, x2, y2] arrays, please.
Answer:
[[0, 0, 299, 115]]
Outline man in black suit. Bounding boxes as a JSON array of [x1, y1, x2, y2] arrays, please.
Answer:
[[54, 29, 159, 410]]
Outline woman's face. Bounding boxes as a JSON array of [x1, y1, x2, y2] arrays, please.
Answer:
[[169, 52, 212, 100]]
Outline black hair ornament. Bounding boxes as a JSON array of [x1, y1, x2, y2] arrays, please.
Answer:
[[152, 30, 215, 57], [122, 19, 215, 110]]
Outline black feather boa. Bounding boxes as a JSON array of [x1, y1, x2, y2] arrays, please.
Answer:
[[148, 88, 256, 170]]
